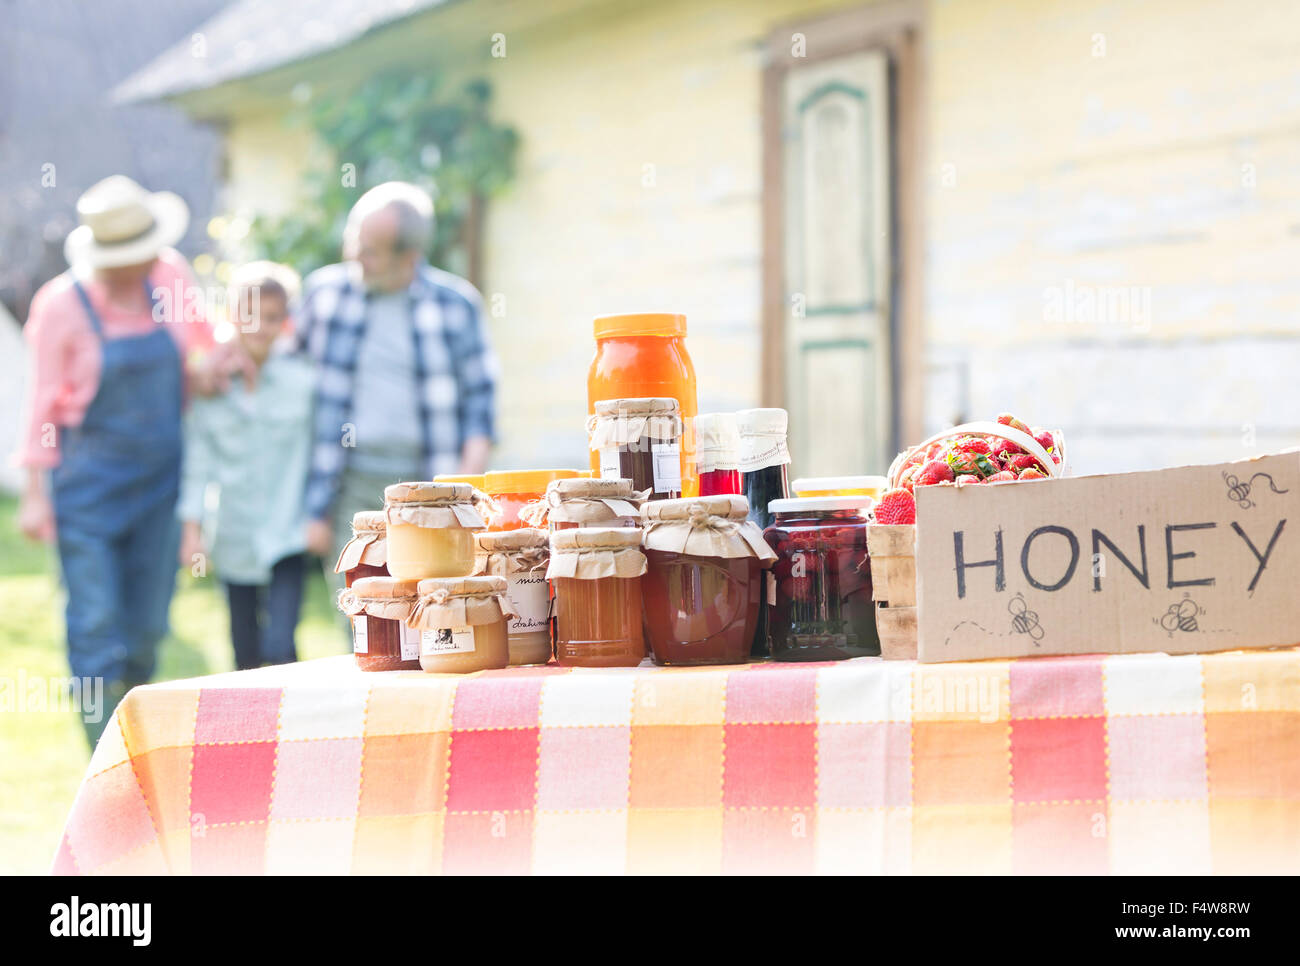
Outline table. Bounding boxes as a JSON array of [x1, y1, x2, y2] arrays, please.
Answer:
[[54, 648, 1300, 874]]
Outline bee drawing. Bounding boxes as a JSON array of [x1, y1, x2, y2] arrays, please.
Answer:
[[1008, 593, 1044, 645], [1157, 595, 1203, 637]]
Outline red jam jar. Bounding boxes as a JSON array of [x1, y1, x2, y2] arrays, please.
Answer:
[[694, 413, 742, 496], [640, 495, 775, 666], [763, 497, 880, 660], [588, 398, 682, 501], [334, 510, 389, 587], [545, 477, 644, 531], [338, 576, 424, 671]]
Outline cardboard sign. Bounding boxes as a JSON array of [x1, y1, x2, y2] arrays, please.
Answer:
[[915, 450, 1300, 662]]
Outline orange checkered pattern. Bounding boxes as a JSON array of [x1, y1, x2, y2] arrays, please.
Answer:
[[53, 648, 1300, 874]]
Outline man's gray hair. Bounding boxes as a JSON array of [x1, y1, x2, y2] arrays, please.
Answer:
[[344, 181, 435, 255]]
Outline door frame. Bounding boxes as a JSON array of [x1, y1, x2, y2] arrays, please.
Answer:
[[760, 0, 927, 461]]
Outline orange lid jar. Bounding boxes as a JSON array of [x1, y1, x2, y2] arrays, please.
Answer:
[[483, 469, 583, 530], [587, 313, 698, 497]]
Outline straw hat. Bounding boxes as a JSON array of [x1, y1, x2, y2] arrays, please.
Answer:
[[63, 175, 189, 270]]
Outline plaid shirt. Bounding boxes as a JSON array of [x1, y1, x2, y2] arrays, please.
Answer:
[[295, 261, 498, 520]]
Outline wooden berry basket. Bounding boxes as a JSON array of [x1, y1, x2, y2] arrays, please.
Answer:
[[870, 421, 1067, 660]]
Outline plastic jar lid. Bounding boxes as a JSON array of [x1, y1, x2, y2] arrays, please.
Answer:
[[791, 476, 888, 495], [768, 496, 872, 515], [483, 468, 582, 495], [593, 312, 687, 339]]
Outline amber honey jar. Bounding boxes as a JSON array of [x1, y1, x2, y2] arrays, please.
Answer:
[[473, 528, 552, 666], [337, 576, 424, 671], [410, 576, 514, 673], [547, 527, 646, 667], [383, 481, 484, 580]]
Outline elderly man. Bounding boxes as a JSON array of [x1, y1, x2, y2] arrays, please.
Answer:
[[296, 182, 497, 580]]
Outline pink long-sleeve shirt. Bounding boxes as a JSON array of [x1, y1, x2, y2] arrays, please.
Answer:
[[16, 248, 214, 469]]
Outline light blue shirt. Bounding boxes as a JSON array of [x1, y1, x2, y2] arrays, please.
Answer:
[[178, 348, 316, 584], [348, 291, 424, 477]]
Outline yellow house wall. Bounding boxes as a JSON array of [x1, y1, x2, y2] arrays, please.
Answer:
[[211, 0, 1300, 474]]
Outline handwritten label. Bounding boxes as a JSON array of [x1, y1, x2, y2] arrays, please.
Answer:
[[506, 573, 550, 634], [401, 623, 420, 661], [352, 617, 368, 654], [599, 446, 622, 480], [421, 626, 477, 655]]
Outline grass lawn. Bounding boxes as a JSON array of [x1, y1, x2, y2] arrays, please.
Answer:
[[0, 494, 346, 874]]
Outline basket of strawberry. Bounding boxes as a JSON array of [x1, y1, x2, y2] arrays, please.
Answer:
[[867, 414, 1066, 659]]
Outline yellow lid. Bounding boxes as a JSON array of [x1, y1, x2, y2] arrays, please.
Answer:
[[483, 468, 582, 495], [792, 475, 888, 497], [593, 312, 686, 339], [435, 473, 485, 490]]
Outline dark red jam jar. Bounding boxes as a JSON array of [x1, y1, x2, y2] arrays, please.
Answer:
[[762, 497, 880, 661]]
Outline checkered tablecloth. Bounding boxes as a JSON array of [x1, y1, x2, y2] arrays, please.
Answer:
[[53, 648, 1300, 875]]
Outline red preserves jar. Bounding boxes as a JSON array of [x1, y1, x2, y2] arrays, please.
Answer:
[[544, 477, 644, 531], [547, 527, 646, 667], [334, 510, 389, 587], [695, 413, 742, 496], [640, 495, 775, 666], [763, 497, 880, 660], [338, 576, 424, 671]]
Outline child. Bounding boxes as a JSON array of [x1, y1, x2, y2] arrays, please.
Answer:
[[177, 262, 315, 669]]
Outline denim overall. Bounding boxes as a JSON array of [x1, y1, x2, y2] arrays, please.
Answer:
[[51, 278, 182, 743]]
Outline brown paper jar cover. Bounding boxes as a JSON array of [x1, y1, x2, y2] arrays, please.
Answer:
[[383, 481, 486, 530], [337, 576, 423, 621], [588, 397, 683, 450], [409, 575, 516, 629], [546, 526, 647, 579], [473, 527, 550, 576], [334, 510, 388, 573], [544, 477, 648, 525], [641, 495, 777, 563]]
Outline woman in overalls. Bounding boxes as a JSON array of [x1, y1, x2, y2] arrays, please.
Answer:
[[16, 176, 213, 747]]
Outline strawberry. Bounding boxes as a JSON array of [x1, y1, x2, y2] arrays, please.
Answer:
[[874, 488, 916, 525], [914, 459, 955, 486], [997, 413, 1033, 435], [1018, 467, 1048, 480], [953, 435, 992, 456], [1005, 452, 1042, 473], [925, 442, 946, 461], [1032, 429, 1056, 453], [896, 464, 919, 491], [991, 438, 1022, 460], [945, 449, 980, 476], [955, 474, 981, 485], [986, 470, 1018, 483]]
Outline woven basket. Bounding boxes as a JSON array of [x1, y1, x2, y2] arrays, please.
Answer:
[[871, 421, 1068, 660]]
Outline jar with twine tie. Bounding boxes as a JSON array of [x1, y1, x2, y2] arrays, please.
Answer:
[[473, 528, 552, 666], [409, 575, 515, 673], [383, 481, 485, 580]]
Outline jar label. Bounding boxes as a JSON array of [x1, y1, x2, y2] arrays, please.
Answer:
[[352, 617, 368, 654], [766, 570, 776, 607], [599, 446, 622, 479], [421, 626, 476, 655], [651, 440, 682, 493], [739, 437, 791, 473], [507, 573, 550, 633], [401, 623, 420, 661]]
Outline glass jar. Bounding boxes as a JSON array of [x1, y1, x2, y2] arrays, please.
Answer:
[[588, 314, 698, 496], [411, 576, 512, 673], [474, 528, 552, 666], [640, 495, 774, 666], [334, 510, 390, 588], [763, 497, 880, 661], [338, 577, 423, 672], [483, 469, 583, 531], [545, 477, 644, 531], [383, 481, 483, 580], [547, 527, 646, 667], [737, 409, 791, 657], [589, 397, 682, 501], [695, 412, 742, 496]]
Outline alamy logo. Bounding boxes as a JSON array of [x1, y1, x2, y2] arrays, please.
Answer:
[[49, 897, 151, 946]]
